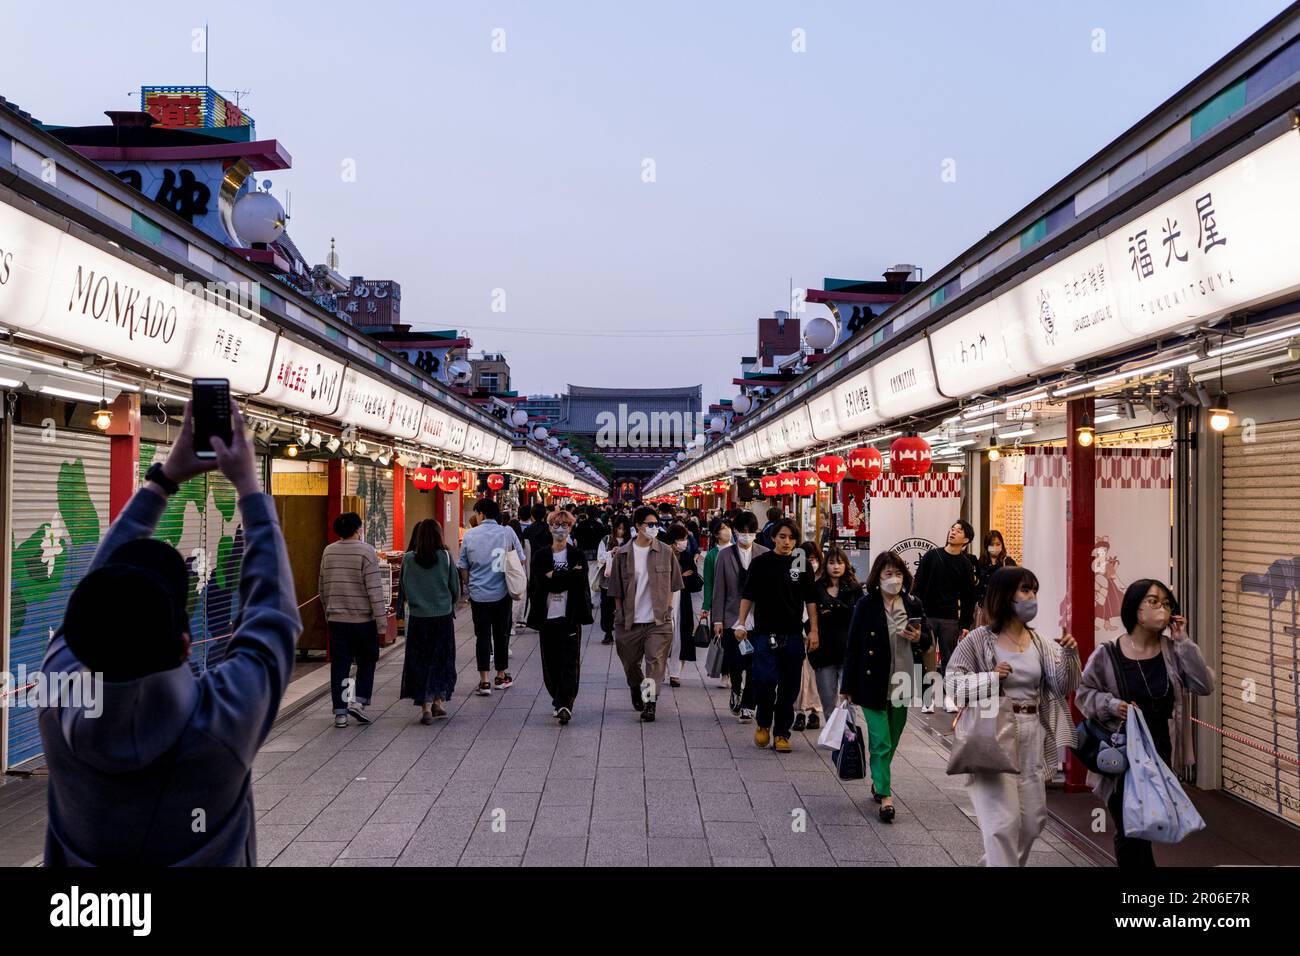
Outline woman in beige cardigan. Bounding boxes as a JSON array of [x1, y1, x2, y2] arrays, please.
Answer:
[[1076, 578, 1213, 868], [945, 566, 1080, 867]]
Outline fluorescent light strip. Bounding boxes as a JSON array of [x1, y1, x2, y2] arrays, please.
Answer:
[[1207, 323, 1300, 357], [0, 352, 139, 392], [1052, 354, 1196, 397], [947, 438, 977, 448], [1094, 413, 1122, 424], [961, 422, 998, 433], [0, 377, 22, 388], [961, 390, 1049, 419], [144, 388, 191, 403], [996, 428, 1036, 439], [40, 385, 105, 403]]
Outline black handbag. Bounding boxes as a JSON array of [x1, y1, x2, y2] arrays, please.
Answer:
[[832, 709, 867, 781], [1072, 642, 1130, 775], [692, 622, 711, 648]]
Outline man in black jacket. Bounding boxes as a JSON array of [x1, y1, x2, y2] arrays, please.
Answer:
[[911, 519, 977, 713]]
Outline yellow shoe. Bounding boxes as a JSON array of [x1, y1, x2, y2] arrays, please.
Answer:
[[754, 727, 771, 748], [774, 736, 793, 753]]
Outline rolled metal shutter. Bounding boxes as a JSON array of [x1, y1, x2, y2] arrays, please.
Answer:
[[346, 462, 394, 550], [1220, 417, 1300, 825], [6, 425, 110, 767]]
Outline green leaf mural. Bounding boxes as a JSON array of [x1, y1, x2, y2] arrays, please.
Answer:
[[10, 525, 69, 605], [57, 461, 100, 546], [215, 534, 235, 590], [211, 479, 236, 521]]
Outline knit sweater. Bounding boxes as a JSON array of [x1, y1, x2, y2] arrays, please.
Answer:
[[319, 538, 388, 623]]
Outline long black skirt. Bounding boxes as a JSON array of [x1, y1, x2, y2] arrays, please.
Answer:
[[678, 589, 697, 662], [400, 614, 456, 704]]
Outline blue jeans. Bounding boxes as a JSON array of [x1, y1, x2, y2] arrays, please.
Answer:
[[751, 633, 806, 737]]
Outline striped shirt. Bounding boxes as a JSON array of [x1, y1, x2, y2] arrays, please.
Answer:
[[319, 538, 388, 624]]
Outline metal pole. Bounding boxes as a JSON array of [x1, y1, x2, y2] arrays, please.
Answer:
[[1065, 397, 1096, 791]]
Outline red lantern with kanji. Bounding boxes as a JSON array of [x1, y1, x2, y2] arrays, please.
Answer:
[[759, 474, 780, 496], [486, 473, 505, 491], [411, 466, 438, 490], [777, 471, 797, 495], [846, 446, 884, 482], [437, 469, 462, 493], [525, 480, 540, 493], [889, 435, 932, 478], [815, 455, 846, 484], [794, 470, 819, 496], [713, 480, 729, 495]]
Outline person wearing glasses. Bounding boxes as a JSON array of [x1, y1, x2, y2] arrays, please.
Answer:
[[1077, 579, 1213, 868], [607, 506, 683, 722]]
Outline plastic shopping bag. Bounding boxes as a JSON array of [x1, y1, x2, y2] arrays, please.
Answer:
[[704, 636, 724, 679], [1121, 707, 1206, 843], [818, 701, 851, 750]]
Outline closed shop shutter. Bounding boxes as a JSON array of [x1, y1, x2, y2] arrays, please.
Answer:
[[6, 425, 111, 767], [346, 462, 394, 550], [1220, 417, 1300, 825], [137, 443, 263, 674]]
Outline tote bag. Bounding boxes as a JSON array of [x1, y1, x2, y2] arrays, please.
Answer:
[[704, 635, 724, 678], [1122, 708, 1206, 843], [504, 549, 527, 601], [946, 697, 1020, 775]]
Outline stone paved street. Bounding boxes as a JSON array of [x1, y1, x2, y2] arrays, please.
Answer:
[[251, 616, 1094, 867]]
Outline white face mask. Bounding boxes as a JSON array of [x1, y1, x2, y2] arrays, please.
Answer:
[[736, 533, 755, 547], [551, 527, 570, 540], [673, 540, 688, 553], [988, 545, 1002, 556], [641, 525, 659, 539], [880, 576, 903, 596]]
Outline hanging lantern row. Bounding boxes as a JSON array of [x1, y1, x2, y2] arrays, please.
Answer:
[[752, 436, 932, 495]]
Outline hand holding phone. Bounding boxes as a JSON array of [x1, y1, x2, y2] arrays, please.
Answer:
[[192, 379, 232, 460]]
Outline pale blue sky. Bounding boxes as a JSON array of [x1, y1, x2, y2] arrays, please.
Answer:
[[1, 0, 1286, 404]]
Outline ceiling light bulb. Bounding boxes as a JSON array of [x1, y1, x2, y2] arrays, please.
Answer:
[[1208, 396, 1233, 433], [1076, 413, 1096, 447], [987, 446, 1001, 461], [92, 400, 113, 431], [286, 443, 300, 458]]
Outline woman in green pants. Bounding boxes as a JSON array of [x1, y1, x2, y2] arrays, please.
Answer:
[[839, 552, 931, 822]]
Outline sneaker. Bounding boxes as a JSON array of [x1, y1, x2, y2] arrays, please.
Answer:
[[729, 689, 741, 715], [807, 712, 821, 731], [739, 708, 754, 723], [640, 677, 657, 705], [334, 713, 349, 729], [629, 684, 644, 712], [641, 701, 656, 722], [495, 673, 514, 690], [348, 704, 372, 725], [774, 736, 792, 753], [419, 712, 434, 726], [792, 713, 807, 732], [477, 681, 492, 696], [754, 726, 771, 748], [920, 703, 935, 714], [557, 706, 572, 725], [943, 695, 959, 713]]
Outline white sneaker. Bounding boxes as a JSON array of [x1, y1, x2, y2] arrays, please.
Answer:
[[920, 703, 935, 714], [640, 677, 657, 705], [943, 696, 959, 713], [739, 708, 754, 723]]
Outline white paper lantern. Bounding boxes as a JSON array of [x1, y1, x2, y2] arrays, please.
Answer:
[[676, 452, 686, 462], [709, 415, 725, 433], [511, 409, 529, 427], [533, 425, 548, 440], [732, 393, 752, 415]]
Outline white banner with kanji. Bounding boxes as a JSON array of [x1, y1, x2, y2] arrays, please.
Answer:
[[868, 474, 964, 577]]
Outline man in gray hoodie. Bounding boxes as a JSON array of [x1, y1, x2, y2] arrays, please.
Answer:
[[38, 403, 301, 866]]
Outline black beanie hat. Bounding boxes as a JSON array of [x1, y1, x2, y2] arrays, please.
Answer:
[[63, 539, 190, 682]]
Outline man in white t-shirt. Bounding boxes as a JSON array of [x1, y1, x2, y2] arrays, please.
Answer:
[[608, 506, 683, 722]]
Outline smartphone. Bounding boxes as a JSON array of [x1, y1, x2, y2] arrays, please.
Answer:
[[738, 638, 754, 656], [907, 616, 922, 630], [192, 378, 232, 460]]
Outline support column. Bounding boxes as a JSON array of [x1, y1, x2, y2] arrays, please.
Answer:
[[391, 462, 406, 551], [327, 458, 344, 543], [1065, 397, 1096, 791], [107, 393, 140, 520]]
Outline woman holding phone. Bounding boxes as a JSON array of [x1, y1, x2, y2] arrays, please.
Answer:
[[840, 552, 931, 822], [1076, 579, 1213, 867]]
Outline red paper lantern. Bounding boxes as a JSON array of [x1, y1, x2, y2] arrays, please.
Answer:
[[759, 474, 781, 496], [846, 446, 884, 482], [713, 480, 729, 494], [890, 435, 933, 478], [777, 471, 798, 495], [437, 469, 462, 493], [486, 473, 505, 491], [411, 466, 438, 490], [794, 470, 819, 496], [815, 455, 846, 484], [525, 480, 540, 493]]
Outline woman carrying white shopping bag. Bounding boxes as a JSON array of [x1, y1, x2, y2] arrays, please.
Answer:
[[945, 566, 1080, 866], [1077, 579, 1213, 867]]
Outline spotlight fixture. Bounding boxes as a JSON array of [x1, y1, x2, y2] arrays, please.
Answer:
[[346, 462, 356, 472], [310, 430, 323, 448], [355, 440, 369, 455], [91, 400, 113, 431], [378, 453, 391, 467], [1208, 395, 1234, 433], [1075, 413, 1096, 447], [326, 436, 341, 453], [298, 427, 311, 445], [286, 443, 300, 458]]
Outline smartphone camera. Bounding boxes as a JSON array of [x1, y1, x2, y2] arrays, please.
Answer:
[[192, 378, 232, 460]]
